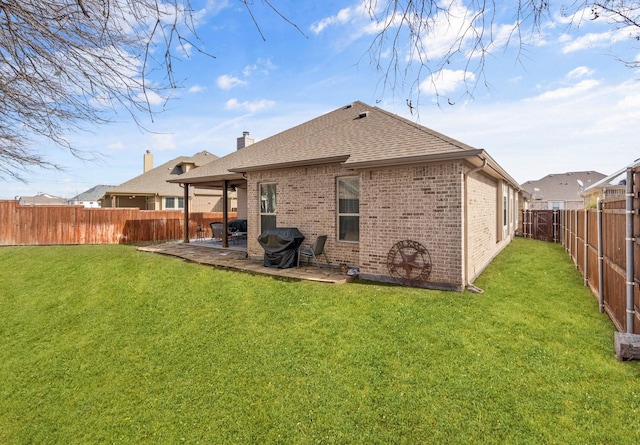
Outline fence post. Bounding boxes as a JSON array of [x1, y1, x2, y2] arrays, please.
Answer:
[[583, 209, 588, 287], [597, 198, 604, 313], [625, 168, 635, 333]]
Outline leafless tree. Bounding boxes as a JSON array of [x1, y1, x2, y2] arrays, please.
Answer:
[[2, 1, 639, 180], [364, 1, 640, 110], [1, 0, 205, 180]]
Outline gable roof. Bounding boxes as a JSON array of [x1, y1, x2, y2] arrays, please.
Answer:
[[172, 101, 518, 187], [582, 158, 640, 194], [19, 193, 68, 206], [521, 171, 606, 202], [108, 151, 218, 196], [71, 185, 115, 202]]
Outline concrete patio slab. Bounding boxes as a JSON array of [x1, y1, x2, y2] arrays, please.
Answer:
[[138, 241, 349, 284]]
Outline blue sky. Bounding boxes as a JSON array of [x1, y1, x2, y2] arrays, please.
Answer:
[[2, 0, 639, 199]]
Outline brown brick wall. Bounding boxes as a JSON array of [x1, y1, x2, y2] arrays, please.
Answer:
[[246, 164, 360, 266], [465, 170, 498, 282], [359, 162, 464, 288], [244, 160, 514, 291]]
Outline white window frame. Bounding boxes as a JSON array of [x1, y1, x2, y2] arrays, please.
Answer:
[[337, 176, 359, 242], [164, 196, 184, 210], [259, 183, 277, 232]]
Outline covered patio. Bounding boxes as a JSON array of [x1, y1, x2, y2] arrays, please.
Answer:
[[138, 241, 348, 284]]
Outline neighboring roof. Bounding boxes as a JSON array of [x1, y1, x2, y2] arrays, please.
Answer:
[[19, 193, 68, 206], [172, 101, 518, 188], [521, 171, 606, 202], [108, 151, 218, 196], [71, 185, 115, 202], [582, 158, 640, 194]]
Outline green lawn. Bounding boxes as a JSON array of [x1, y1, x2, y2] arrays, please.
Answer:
[[1, 238, 638, 444]]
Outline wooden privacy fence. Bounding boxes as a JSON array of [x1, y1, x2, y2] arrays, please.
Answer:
[[0, 200, 236, 245], [521, 170, 640, 335]]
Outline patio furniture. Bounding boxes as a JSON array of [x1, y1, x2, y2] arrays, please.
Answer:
[[195, 225, 206, 242], [210, 222, 225, 241], [257, 227, 305, 268], [227, 219, 247, 244], [297, 235, 329, 269]]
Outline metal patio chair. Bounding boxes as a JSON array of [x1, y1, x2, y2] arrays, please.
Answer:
[[297, 235, 329, 269], [210, 222, 225, 241]]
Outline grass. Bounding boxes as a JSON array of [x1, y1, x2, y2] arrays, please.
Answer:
[[0, 238, 639, 444]]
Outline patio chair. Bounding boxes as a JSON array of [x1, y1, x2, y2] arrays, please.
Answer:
[[297, 235, 329, 269], [210, 222, 225, 241]]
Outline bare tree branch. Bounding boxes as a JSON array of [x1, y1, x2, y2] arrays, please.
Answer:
[[363, 1, 640, 111], [0, 0, 299, 181]]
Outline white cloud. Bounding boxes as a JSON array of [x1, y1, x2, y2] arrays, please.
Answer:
[[566, 66, 594, 79], [242, 64, 257, 77], [618, 92, 640, 110], [242, 58, 276, 77], [561, 27, 632, 54], [225, 98, 275, 113], [176, 42, 192, 58], [140, 90, 165, 106], [530, 79, 600, 101], [420, 69, 474, 96], [408, 78, 640, 184], [188, 84, 206, 94], [217, 74, 248, 90], [149, 133, 176, 151], [107, 142, 125, 150], [310, 7, 355, 34]]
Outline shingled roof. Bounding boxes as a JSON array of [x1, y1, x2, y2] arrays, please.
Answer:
[[71, 185, 115, 202], [173, 101, 517, 187], [110, 151, 218, 196], [521, 171, 606, 202]]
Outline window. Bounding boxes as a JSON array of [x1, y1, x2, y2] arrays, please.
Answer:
[[550, 201, 564, 210], [165, 197, 184, 209], [337, 176, 359, 242], [503, 195, 508, 227], [259, 183, 276, 231]]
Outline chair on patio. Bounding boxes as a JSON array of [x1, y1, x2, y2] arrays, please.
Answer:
[[297, 235, 329, 269], [210, 222, 225, 241]]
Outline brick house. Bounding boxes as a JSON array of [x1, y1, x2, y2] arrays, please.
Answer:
[[173, 101, 521, 291], [101, 150, 228, 212], [520, 171, 605, 210], [580, 159, 640, 207]]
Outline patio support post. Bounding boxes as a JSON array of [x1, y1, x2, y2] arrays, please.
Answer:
[[183, 183, 190, 244], [222, 179, 229, 248]]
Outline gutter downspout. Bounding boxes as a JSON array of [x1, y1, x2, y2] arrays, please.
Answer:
[[464, 158, 487, 290], [625, 168, 635, 333]]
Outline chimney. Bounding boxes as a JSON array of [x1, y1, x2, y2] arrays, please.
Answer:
[[237, 131, 254, 150], [143, 150, 153, 173]]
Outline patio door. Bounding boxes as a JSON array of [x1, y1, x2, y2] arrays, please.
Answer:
[[259, 183, 276, 232]]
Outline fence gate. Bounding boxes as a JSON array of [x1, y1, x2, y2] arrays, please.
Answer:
[[522, 210, 560, 242]]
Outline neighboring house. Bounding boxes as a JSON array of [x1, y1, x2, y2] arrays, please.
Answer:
[[69, 185, 115, 208], [581, 159, 640, 207], [101, 150, 227, 211], [172, 101, 521, 291], [19, 193, 68, 206], [521, 171, 605, 210]]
